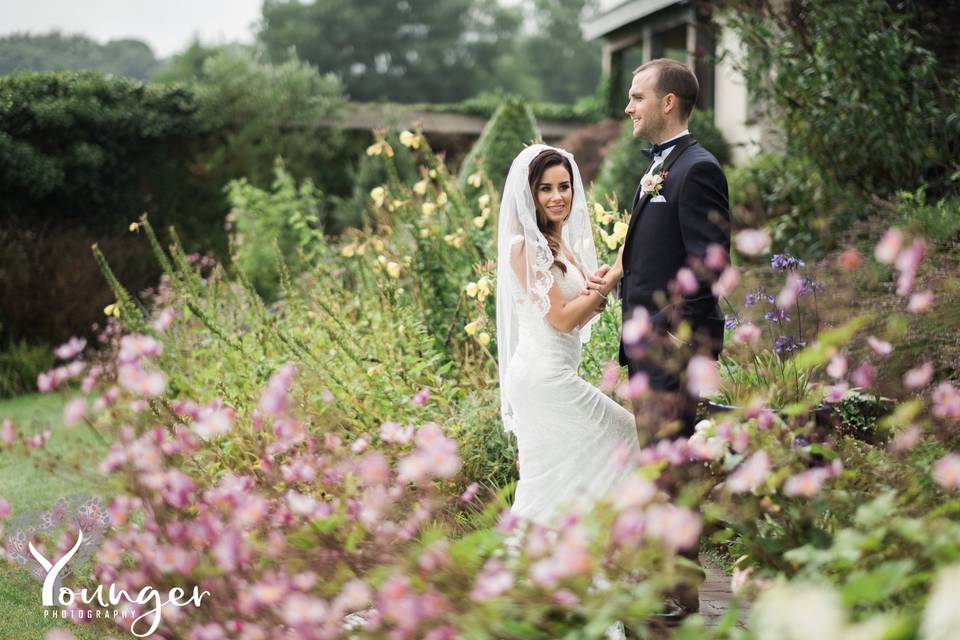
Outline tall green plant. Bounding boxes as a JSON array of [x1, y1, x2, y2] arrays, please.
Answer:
[[457, 98, 541, 199]]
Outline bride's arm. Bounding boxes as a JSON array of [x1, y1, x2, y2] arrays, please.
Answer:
[[545, 280, 606, 333]]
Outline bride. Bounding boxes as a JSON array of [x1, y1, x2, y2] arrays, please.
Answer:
[[496, 144, 640, 528]]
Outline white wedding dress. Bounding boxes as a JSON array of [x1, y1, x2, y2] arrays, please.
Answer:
[[503, 252, 640, 527]]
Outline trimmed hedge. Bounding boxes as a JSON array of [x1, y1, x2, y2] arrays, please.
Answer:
[[457, 98, 541, 196]]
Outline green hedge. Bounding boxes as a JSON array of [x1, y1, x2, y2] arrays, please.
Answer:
[[457, 98, 541, 196]]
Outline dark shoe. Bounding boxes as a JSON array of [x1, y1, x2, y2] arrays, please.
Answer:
[[648, 596, 697, 628]]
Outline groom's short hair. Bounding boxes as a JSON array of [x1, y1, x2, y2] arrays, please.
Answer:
[[633, 59, 698, 120]]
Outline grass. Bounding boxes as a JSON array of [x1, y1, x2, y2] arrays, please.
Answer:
[[0, 392, 117, 640]]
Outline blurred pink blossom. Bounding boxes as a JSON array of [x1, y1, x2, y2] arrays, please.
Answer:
[[687, 355, 720, 397], [1, 418, 15, 446], [851, 362, 876, 389], [733, 323, 761, 344], [889, 425, 921, 454], [151, 308, 175, 332], [622, 308, 651, 344], [616, 371, 649, 401], [735, 228, 771, 256], [459, 482, 480, 503], [411, 387, 431, 406], [705, 244, 728, 270], [614, 475, 657, 510], [907, 290, 933, 313], [0, 497, 11, 519], [645, 504, 702, 552], [776, 272, 803, 309], [904, 362, 934, 389], [380, 421, 414, 444], [118, 334, 163, 364], [54, 337, 86, 361], [933, 454, 960, 490], [783, 462, 841, 497], [599, 359, 620, 392], [62, 397, 86, 426], [712, 265, 740, 297], [258, 364, 296, 417], [874, 228, 903, 264], [933, 382, 960, 419], [118, 364, 167, 397], [826, 354, 848, 379], [727, 451, 771, 494], [676, 268, 699, 295], [866, 336, 893, 356], [470, 558, 514, 601]]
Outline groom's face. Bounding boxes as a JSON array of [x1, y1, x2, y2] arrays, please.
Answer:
[[625, 69, 667, 142]]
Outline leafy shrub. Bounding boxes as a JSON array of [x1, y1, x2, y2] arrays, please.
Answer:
[[727, 153, 862, 258], [0, 339, 53, 398], [226, 159, 326, 300], [593, 110, 731, 215], [726, 0, 960, 196], [457, 98, 541, 198], [894, 186, 960, 247]]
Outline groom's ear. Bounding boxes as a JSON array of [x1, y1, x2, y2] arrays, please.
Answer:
[[662, 92, 678, 115]]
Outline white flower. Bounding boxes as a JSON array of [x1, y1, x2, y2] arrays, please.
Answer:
[[735, 228, 772, 256], [922, 564, 960, 640]]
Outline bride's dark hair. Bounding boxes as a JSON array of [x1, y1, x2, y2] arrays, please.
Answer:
[[528, 148, 574, 275]]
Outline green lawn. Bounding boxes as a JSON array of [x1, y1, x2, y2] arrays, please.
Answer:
[[0, 393, 117, 640]]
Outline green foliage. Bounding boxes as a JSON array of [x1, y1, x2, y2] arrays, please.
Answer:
[[192, 49, 351, 203], [226, 159, 326, 300], [894, 185, 960, 247], [258, 0, 523, 103], [0, 70, 220, 241], [724, 0, 960, 196], [0, 32, 158, 79], [593, 111, 731, 215], [0, 339, 53, 399], [150, 40, 242, 83], [456, 98, 541, 198], [421, 92, 604, 123], [727, 152, 863, 258]]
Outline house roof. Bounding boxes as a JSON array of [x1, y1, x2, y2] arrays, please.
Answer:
[[583, 0, 689, 40]]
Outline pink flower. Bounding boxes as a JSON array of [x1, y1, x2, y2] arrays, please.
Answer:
[[776, 272, 803, 309], [826, 354, 848, 379], [281, 593, 328, 626], [0, 496, 11, 519], [1, 419, 15, 446], [932, 454, 960, 490], [459, 482, 481, 503], [686, 355, 720, 397], [334, 579, 372, 611], [192, 405, 234, 440], [866, 336, 893, 357], [552, 589, 579, 606], [614, 475, 657, 510], [888, 425, 921, 454], [733, 323, 761, 344], [705, 244, 728, 270], [824, 382, 849, 404], [622, 308, 651, 344], [730, 567, 752, 594], [874, 227, 903, 264], [379, 421, 414, 444], [933, 382, 960, 419], [599, 360, 620, 392], [118, 364, 166, 397], [62, 397, 86, 426], [162, 470, 196, 509], [675, 268, 699, 295], [285, 490, 320, 517], [37, 371, 57, 393], [54, 337, 86, 361], [44, 630, 76, 640], [712, 265, 740, 297], [424, 625, 458, 640], [117, 334, 163, 364], [188, 623, 226, 640], [616, 371, 649, 401], [851, 362, 876, 389], [727, 451, 771, 494], [783, 466, 836, 497], [471, 558, 514, 601], [907, 290, 933, 313], [734, 228, 771, 256], [645, 504, 702, 552], [151, 308, 175, 332], [903, 362, 934, 389], [411, 387, 431, 407], [357, 453, 390, 486], [258, 364, 296, 417], [213, 529, 247, 572], [25, 430, 51, 448], [611, 507, 646, 547]]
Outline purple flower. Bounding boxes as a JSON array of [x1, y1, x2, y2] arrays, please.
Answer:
[[771, 253, 805, 272], [799, 276, 826, 296], [724, 314, 740, 331], [745, 288, 774, 307], [775, 335, 804, 354], [766, 308, 792, 323]]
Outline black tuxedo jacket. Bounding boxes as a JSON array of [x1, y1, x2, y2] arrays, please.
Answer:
[[618, 137, 731, 367]]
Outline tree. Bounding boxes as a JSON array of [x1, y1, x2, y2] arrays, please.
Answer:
[[0, 32, 158, 80], [257, 0, 522, 103], [516, 0, 603, 104]]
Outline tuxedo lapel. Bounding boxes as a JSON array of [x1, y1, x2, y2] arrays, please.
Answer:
[[623, 138, 697, 252]]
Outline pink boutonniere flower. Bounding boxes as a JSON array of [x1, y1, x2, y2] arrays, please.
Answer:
[[641, 168, 669, 197]]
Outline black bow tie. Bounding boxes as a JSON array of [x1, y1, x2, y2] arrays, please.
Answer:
[[641, 135, 689, 159]]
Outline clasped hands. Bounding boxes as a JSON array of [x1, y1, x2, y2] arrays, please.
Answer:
[[581, 246, 625, 307]]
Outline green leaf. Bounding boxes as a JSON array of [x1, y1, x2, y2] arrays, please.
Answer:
[[841, 560, 915, 607]]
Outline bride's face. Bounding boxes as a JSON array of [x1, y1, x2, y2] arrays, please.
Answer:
[[535, 164, 573, 225]]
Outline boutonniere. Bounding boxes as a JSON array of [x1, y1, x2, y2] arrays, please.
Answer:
[[641, 167, 669, 197]]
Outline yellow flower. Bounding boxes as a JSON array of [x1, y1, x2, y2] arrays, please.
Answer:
[[613, 221, 629, 241], [422, 202, 437, 216], [386, 261, 401, 279], [605, 235, 619, 250], [472, 215, 486, 229], [428, 169, 437, 178], [370, 186, 386, 207], [478, 194, 490, 208], [356, 243, 367, 255], [403, 255, 412, 265], [602, 213, 615, 225], [391, 199, 404, 210], [366, 142, 382, 156], [444, 234, 464, 248], [413, 179, 428, 195], [399, 130, 421, 149], [103, 303, 121, 318], [382, 142, 394, 157], [593, 202, 605, 221], [467, 172, 482, 188], [437, 192, 448, 206], [372, 238, 385, 251], [476, 277, 492, 301], [128, 222, 140, 233], [465, 282, 478, 297], [377, 254, 387, 265], [464, 320, 481, 336], [419, 228, 431, 238], [341, 243, 357, 258], [478, 332, 491, 346]]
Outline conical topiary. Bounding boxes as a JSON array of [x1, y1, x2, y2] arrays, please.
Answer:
[[457, 97, 541, 197]]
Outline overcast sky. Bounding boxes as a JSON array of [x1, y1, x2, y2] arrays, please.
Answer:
[[1, 0, 264, 57]]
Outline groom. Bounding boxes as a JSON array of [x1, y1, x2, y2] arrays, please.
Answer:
[[593, 58, 730, 442]]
